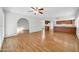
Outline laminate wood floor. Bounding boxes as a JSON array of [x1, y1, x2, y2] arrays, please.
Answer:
[[1, 30, 79, 52]]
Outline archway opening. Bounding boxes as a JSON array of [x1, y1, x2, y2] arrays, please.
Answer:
[[17, 18, 29, 34]]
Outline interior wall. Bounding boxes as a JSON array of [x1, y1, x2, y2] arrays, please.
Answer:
[[50, 20, 54, 30], [29, 17, 42, 32], [0, 8, 4, 49], [76, 12, 79, 39], [5, 11, 42, 37], [5, 12, 17, 37]]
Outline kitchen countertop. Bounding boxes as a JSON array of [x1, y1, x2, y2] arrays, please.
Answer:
[[54, 24, 75, 27]]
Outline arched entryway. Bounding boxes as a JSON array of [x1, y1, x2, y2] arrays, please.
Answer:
[[17, 18, 29, 34]]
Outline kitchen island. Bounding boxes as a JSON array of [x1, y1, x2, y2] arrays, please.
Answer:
[[54, 24, 76, 34]]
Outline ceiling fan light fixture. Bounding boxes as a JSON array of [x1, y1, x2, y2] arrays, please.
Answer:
[[31, 7, 44, 15]]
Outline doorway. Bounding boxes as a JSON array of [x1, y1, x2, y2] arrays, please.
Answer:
[[17, 18, 29, 34]]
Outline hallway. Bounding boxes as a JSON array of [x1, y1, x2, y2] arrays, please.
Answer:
[[1, 30, 79, 52]]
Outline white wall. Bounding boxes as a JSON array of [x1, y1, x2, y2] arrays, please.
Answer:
[[29, 17, 42, 32], [5, 12, 17, 36], [5, 11, 42, 37], [0, 8, 4, 49], [75, 8, 79, 39], [75, 13, 79, 39]]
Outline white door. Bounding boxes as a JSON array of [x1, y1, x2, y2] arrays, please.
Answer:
[[0, 8, 4, 49]]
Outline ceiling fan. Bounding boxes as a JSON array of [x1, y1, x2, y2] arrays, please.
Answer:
[[28, 7, 44, 15]]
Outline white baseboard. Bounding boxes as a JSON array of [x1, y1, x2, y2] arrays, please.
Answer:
[[4, 33, 17, 38]]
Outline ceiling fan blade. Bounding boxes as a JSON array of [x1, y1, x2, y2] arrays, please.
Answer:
[[31, 7, 35, 9], [30, 7, 44, 15], [39, 12, 43, 14], [39, 8, 44, 10], [31, 7, 37, 10]]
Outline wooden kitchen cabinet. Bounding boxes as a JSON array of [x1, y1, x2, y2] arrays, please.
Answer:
[[54, 27, 76, 34], [56, 20, 75, 24], [45, 20, 50, 31], [45, 26, 49, 31]]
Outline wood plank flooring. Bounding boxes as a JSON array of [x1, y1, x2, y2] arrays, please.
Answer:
[[1, 30, 79, 52]]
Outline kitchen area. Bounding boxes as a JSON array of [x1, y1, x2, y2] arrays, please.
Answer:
[[54, 19, 76, 34]]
